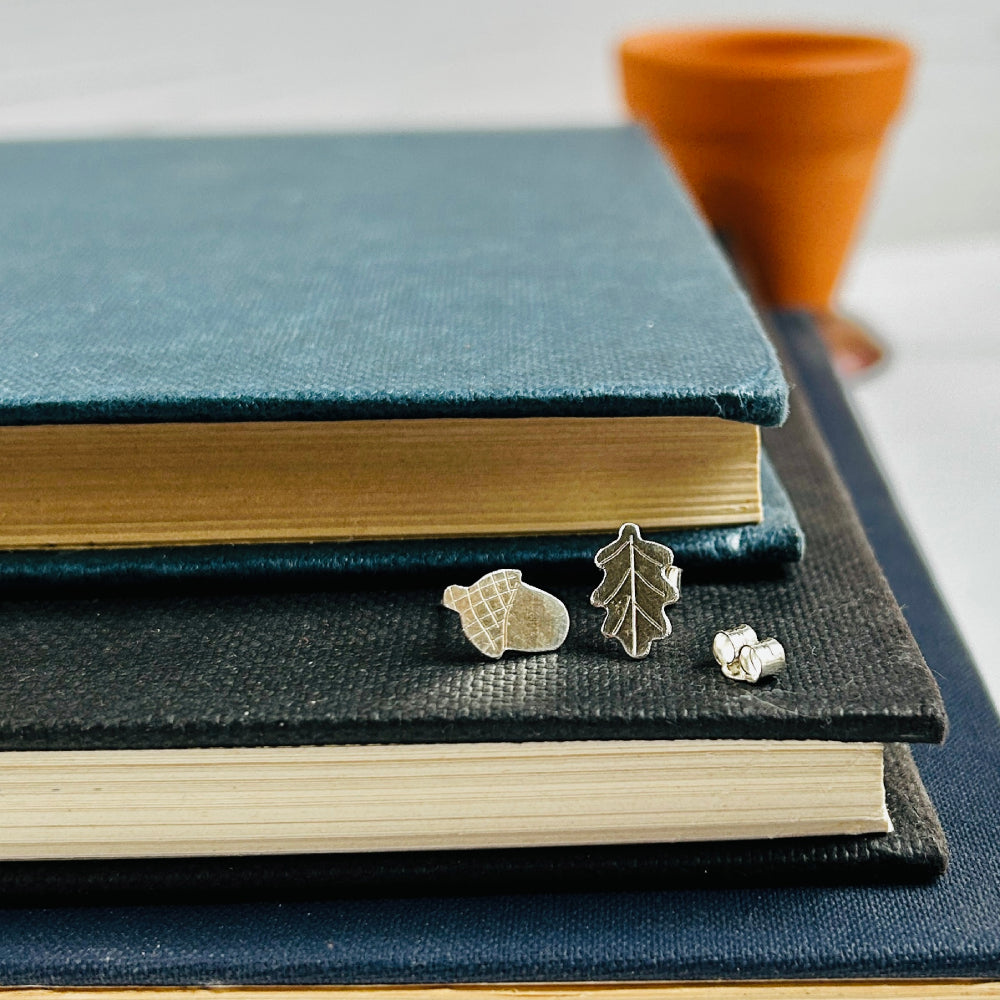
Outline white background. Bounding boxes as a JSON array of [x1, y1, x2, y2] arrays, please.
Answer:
[[3, 0, 998, 706]]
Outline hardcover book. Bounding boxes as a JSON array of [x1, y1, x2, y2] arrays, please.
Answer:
[[0, 324, 945, 880], [0, 316, 995, 990], [0, 127, 801, 586]]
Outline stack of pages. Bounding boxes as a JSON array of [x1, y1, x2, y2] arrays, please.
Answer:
[[0, 127, 947, 899]]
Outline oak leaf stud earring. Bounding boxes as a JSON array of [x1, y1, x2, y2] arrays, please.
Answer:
[[591, 523, 681, 659]]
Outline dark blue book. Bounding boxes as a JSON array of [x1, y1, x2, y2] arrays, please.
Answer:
[[0, 128, 801, 590], [0, 316, 991, 988]]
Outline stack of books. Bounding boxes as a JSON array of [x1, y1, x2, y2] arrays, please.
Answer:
[[1, 127, 992, 993]]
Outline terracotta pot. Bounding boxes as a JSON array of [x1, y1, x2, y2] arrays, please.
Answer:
[[620, 28, 912, 308]]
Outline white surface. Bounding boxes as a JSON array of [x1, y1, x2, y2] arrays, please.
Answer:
[[842, 236, 1000, 710], [1, 0, 998, 247]]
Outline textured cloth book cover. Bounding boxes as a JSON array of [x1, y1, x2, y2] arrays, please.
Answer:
[[0, 127, 801, 580], [0, 128, 785, 425], [0, 318, 994, 983]]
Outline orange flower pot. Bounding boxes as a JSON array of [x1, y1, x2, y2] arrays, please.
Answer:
[[620, 28, 912, 309]]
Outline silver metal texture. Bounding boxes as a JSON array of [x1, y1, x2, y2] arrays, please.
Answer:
[[713, 626, 786, 683], [443, 569, 570, 659], [590, 523, 681, 659], [712, 624, 759, 676], [738, 638, 787, 682]]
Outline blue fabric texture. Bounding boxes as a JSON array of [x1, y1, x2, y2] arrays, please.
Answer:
[[0, 316, 994, 984], [0, 128, 786, 426], [0, 452, 801, 594]]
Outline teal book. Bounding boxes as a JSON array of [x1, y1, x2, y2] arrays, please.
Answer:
[[0, 127, 800, 589]]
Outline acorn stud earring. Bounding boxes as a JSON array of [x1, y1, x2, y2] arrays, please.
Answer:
[[443, 569, 569, 659]]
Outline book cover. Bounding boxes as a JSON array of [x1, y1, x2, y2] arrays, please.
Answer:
[[0, 128, 785, 426], [0, 127, 801, 573], [0, 317, 994, 984]]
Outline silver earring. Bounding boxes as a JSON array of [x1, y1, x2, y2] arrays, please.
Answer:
[[738, 638, 786, 682], [713, 625, 786, 683], [591, 523, 681, 659], [443, 569, 569, 659], [712, 625, 758, 677]]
